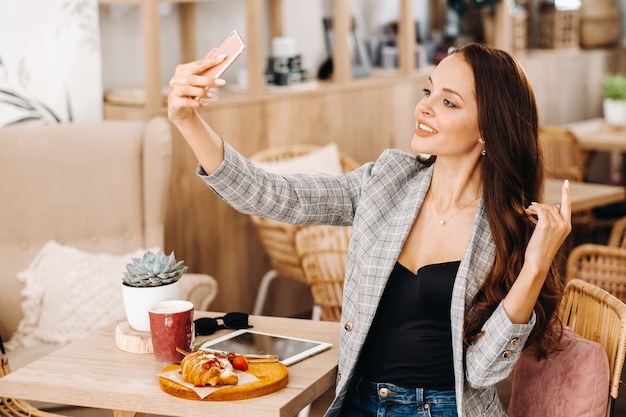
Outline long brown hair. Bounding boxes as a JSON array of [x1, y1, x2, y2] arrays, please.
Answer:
[[454, 42, 563, 358]]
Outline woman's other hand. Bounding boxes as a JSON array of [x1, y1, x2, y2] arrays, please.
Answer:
[[503, 180, 571, 323], [524, 179, 572, 274], [168, 50, 227, 123]]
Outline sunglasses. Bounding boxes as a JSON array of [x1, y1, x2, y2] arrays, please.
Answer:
[[194, 312, 253, 336]]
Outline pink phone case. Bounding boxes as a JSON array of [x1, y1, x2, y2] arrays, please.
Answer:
[[204, 30, 246, 79]]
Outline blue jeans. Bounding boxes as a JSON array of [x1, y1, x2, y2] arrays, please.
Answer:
[[342, 378, 458, 417]]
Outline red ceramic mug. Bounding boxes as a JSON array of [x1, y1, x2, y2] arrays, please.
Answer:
[[148, 300, 194, 363]]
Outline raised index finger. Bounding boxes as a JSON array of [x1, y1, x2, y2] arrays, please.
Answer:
[[560, 179, 571, 223]]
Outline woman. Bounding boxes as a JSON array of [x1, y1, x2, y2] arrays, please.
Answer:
[[168, 42, 571, 416]]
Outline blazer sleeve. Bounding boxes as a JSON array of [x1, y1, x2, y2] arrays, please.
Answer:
[[464, 301, 535, 388], [196, 141, 371, 226]]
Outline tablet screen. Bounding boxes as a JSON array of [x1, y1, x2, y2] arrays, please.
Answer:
[[197, 329, 332, 366]]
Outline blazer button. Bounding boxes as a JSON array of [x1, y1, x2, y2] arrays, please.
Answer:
[[510, 337, 520, 346], [344, 320, 353, 331], [502, 350, 512, 358]]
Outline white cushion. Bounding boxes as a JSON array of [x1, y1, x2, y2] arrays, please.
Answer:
[[5, 240, 157, 350], [252, 143, 343, 175]]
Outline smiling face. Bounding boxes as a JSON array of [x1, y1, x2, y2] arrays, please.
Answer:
[[411, 53, 483, 160]]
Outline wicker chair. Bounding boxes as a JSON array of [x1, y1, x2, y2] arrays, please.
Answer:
[[1, 336, 65, 417], [248, 145, 359, 316], [559, 279, 626, 417], [295, 225, 352, 322], [566, 243, 626, 304], [608, 216, 626, 248], [540, 125, 588, 181]]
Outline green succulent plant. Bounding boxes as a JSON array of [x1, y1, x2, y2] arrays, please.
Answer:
[[602, 74, 626, 100], [122, 250, 188, 287]]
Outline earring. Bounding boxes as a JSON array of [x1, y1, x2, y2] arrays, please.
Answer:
[[478, 138, 486, 156], [481, 147, 486, 156]]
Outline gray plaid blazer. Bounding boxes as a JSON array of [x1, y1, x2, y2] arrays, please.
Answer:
[[200, 142, 535, 417]]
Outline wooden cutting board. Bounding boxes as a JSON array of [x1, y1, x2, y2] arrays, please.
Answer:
[[159, 361, 289, 401]]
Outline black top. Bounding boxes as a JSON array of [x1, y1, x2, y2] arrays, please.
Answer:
[[358, 260, 460, 390]]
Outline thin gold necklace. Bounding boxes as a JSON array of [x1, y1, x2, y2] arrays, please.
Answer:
[[430, 190, 480, 225]]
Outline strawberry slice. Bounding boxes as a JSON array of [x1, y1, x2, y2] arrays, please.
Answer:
[[231, 355, 249, 371]]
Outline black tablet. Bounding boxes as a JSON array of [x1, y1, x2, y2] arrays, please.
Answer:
[[197, 329, 332, 366]]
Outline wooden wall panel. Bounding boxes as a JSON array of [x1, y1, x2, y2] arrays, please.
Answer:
[[391, 78, 426, 153]]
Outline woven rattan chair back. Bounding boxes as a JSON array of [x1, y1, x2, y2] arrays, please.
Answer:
[[539, 125, 587, 182], [559, 279, 626, 417], [295, 225, 351, 322], [608, 216, 626, 249], [566, 243, 626, 303], [1, 336, 65, 417], [248, 145, 359, 315]]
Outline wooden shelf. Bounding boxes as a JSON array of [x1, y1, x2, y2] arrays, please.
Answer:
[[99, 0, 203, 117], [100, 0, 420, 119]]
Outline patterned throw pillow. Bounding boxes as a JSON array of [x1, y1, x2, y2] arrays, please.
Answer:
[[6, 240, 156, 350]]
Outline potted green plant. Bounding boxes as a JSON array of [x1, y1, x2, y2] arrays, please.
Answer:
[[602, 74, 626, 126], [121, 250, 188, 332]]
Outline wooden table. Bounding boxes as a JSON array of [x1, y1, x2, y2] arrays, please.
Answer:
[[567, 118, 626, 153], [0, 313, 340, 417], [567, 118, 626, 184], [545, 178, 625, 211]]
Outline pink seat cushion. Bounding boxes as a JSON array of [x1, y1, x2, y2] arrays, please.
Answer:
[[508, 326, 609, 417]]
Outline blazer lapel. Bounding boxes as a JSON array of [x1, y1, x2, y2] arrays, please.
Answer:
[[451, 197, 495, 329], [450, 198, 495, 410], [359, 168, 433, 320]]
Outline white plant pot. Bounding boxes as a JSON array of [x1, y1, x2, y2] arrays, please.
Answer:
[[603, 98, 626, 126], [121, 281, 181, 332]]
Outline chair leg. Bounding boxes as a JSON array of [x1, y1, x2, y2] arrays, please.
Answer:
[[297, 403, 311, 417], [253, 269, 322, 320], [311, 305, 322, 321], [253, 269, 280, 315]]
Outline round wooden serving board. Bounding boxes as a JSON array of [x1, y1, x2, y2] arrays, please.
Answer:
[[115, 322, 153, 353], [159, 362, 289, 401]]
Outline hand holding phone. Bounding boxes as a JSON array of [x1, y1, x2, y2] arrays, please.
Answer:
[[204, 30, 246, 80]]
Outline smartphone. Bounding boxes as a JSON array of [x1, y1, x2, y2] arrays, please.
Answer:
[[203, 30, 246, 79]]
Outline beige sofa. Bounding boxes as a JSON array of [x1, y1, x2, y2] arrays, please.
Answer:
[[0, 116, 218, 371]]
